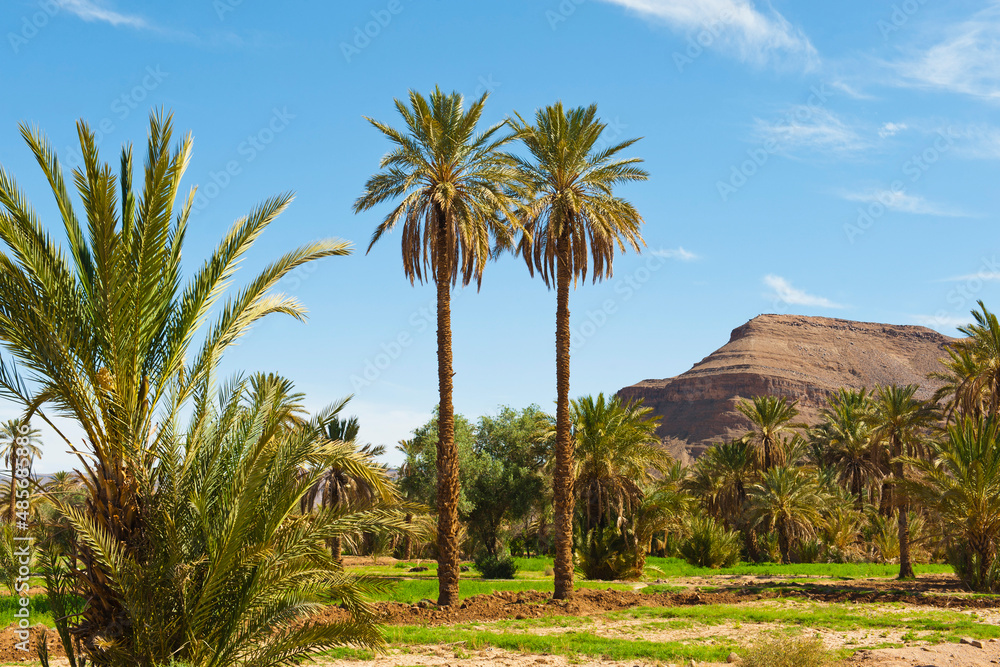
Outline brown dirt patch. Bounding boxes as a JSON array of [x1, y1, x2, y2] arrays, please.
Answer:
[[0, 623, 64, 662]]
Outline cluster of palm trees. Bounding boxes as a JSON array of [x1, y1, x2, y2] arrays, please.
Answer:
[[675, 321, 1000, 593], [355, 88, 648, 604]]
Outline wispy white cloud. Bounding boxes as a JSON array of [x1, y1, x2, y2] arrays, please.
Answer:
[[939, 271, 1000, 282], [950, 124, 1000, 159], [840, 189, 970, 217], [598, 0, 818, 69], [57, 0, 148, 28], [878, 122, 907, 138], [763, 275, 844, 309], [753, 107, 870, 155], [652, 246, 699, 261], [829, 79, 876, 100], [889, 2, 1000, 101]]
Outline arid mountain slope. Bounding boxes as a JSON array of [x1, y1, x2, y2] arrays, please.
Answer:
[[618, 314, 954, 463]]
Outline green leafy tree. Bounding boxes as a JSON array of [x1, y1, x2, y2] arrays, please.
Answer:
[[510, 103, 647, 599], [354, 88, 523, 606], [0, 112, 348, 653], [465, 405, 548, 556], [685, 438, 753, 529], [867, 384, 937, 579]]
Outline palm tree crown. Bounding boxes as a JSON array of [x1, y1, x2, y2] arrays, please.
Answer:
[[354, 87, 523, 287]]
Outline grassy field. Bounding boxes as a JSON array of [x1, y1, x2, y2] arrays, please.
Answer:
[[322, 599, 1000, 664]]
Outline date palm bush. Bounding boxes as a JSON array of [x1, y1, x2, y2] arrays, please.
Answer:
[[0, 113, 350, 658], [57, 374, 402, 667], [900, 417, 1000, 591]]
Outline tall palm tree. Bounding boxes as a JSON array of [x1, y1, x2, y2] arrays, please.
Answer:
[[684, 438, 753, 529], [354, 88, 523, 606], [868, 384, 937, 579], [746, 465, 825, 564], [811, 389, 882, 506], [932, 302, 1000, 422], [736, 395, 805, 471], [0, 112, 349, 655], [510, 103, 647, 599], [900, 416, 1000, 590], [0, 419, 41, 522], [569, 394, 668, 534]]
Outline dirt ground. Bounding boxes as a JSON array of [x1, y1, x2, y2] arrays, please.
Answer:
[[5, 573, 1000, 665]]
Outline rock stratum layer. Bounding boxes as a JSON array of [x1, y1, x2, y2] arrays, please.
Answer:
[[618, 314, 954, 464]]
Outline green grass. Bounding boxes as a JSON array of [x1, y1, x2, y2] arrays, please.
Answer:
[[356, 625, 740, 664], [643, 557, 953, 579], [610, 600, 1000, 644], [0, 593, 56, 627]]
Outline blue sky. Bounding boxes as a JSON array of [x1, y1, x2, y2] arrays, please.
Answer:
[[2, 0, 999, 471]]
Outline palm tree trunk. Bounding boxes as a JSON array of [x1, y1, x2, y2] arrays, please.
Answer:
[[552, 241, 575, 600], [894, 439, 915, 579], [778, 524, 791, 564], [403, 513, 413, 560], [331, 536, 343, 563], [435, 227, 461, 607]]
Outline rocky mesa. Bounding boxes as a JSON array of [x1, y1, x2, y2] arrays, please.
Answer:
[[617, 314, 955, 464]]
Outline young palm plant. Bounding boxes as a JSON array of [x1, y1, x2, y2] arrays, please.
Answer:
[[354, 88, 523, 606], [57, 374, 404, 667], [0, 113, 350, 657], [511, 103, 648, 599]]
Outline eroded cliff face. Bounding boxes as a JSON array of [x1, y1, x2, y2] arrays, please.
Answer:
[[618, 314, 954, 464]]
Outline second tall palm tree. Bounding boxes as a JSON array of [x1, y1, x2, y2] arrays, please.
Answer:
[[355, 88, 522, 606], [511, 103, 648, 599]]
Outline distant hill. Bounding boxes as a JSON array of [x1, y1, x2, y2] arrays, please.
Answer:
[[618, 314, 954, 464]]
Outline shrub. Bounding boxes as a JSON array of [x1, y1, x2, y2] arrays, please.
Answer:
[[576, 527, 644, 580], [679, 516, 741, 569], [947, 541, 1000, 592], [473, 552, 520, 579], [743, 635, 828, 667], [796, 538, 823, 564]]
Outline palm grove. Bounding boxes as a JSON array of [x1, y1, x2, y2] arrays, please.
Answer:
[[0, 88, 997, 667]]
